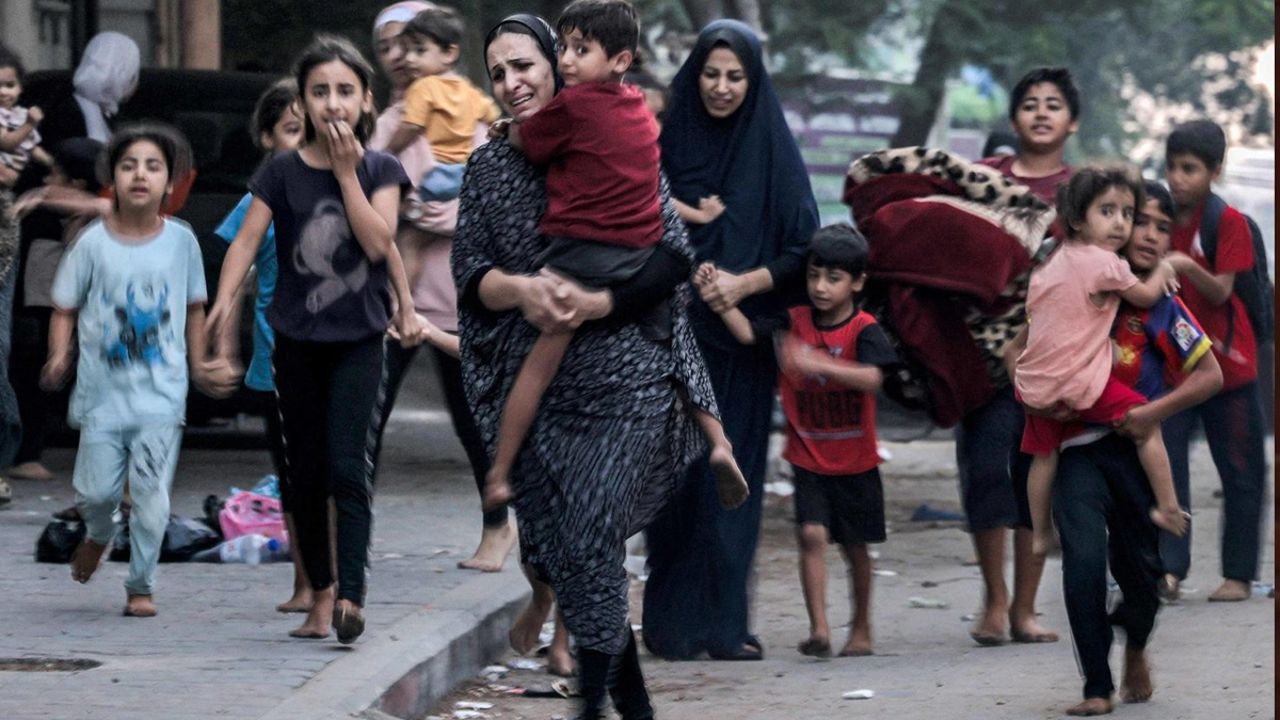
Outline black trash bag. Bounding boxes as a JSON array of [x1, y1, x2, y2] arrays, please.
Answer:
[[161, 515, 221, 562], [202, 494, 224, 535], [35, 520, 86, 563]]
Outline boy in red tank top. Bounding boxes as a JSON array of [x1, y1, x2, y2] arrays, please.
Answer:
[[699, 224, 899, 658]]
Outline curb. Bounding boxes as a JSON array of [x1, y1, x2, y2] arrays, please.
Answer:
[[258, 570, 529, 720]]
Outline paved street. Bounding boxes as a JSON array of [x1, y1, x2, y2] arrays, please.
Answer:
[[0, 351, 1273, 719], [432, 440, 1276, 720]]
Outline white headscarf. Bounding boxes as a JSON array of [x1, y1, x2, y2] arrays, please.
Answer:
[[72, 32, 141, 142], [372, 1, 437, 42]]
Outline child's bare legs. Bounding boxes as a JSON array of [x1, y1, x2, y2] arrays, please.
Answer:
[[1131, 429, 1187, 537], [796, 523, 832, 657], [1027, 451, 1059, 557], [277, 513, 314, 613], [510, 562, 555, 654], [838, 542, 873, 656], [694, 410, 748, 509], [484, 331, 574, 511]]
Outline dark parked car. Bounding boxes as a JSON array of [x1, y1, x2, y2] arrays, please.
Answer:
[[20, 69, 277, 432]]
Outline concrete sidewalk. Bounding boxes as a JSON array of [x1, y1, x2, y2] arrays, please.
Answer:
[[0, 359, 529, 720]]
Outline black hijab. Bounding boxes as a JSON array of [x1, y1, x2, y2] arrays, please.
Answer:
[[483, 14, 564, 95], [660, 20, 818, 274]]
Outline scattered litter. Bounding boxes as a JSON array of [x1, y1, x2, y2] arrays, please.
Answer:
[[382, 553, 404, 559], [764, 480, 794, 497], [452, 711, 485, 719], [509, 657, 543, 671], [504, 680, 574, 698], [39, 495, 52, 502], [481, 665, 509, 677], [960, 613, 976, 622], [872, 569, 897, 577], [842, 689, 875, 700], [1251, 581, 1274, 598], [431, 548, 451, 557], [921, 580, 938, 588], [456, 701, 494, 710], [538, 621, 555, 645], [907, 596, 948, 609], [877, 445, 893, 462], [909, 504, 965, 522], [868, 550, 880, 560]]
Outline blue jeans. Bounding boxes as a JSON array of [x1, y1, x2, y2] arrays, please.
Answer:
[[74, 424, 182, 595], [1160, 382, 1268, 582], [1054, 433, 1162, 700]]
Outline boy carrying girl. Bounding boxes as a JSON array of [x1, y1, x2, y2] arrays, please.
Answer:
[[702, 224, 897, 657]]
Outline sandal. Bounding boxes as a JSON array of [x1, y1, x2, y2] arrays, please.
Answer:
[[797, 638, 832, 657], [332, 603, 365, 645]]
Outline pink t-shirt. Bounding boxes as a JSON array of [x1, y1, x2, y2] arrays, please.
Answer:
[[1015, 242, 1139, 409]]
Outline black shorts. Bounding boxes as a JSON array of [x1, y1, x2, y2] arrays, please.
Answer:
[[792, 465, 886, 545]]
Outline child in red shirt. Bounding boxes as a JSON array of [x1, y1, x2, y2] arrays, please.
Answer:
[[485, 0, 747, 514], [1159, 119, 1268, 603], [705, 224, 898, 658]]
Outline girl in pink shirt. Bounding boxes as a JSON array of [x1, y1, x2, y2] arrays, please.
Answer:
[[1013, 165, 1188, 555]]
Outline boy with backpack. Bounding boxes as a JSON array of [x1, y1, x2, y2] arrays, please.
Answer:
[[1161, 118, 1271, 603]]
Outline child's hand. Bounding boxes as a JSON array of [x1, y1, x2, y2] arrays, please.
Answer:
[[39, 353, 72, 392], [193, 357, 241, 399], [26, 106, 43, 126], [779, 337, 824, 378], [1164, 251, 1195, 274], [1155, 259, 1180, 294], [488, 118, 512, 140], [698, 195, 725, 222], [8, 188, 48, 221], [693, 262, 717, 289], [326, 120, 363, 178], [388, 309, 428, 348]]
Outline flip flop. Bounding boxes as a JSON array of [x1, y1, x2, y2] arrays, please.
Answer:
[[838, 646, 873, 657], [288, 628, 329, 639], [709, 643, 763, 661], [797, 638, 832, 658]]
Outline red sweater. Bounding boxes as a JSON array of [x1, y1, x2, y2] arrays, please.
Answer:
[[520, 82, 661, 248]]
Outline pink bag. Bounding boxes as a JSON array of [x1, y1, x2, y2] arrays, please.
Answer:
[[218, 491, 287, 542]]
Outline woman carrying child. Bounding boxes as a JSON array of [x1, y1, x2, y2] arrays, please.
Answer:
[[207, 36, 418, 644], [455, 14, 718, 717]]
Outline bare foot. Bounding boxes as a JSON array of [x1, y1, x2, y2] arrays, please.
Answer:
[[123, 594, 157, 617], [290, 586, 334, 639], [709, 444, 748, 510], [797, 635, 832, 657], [8, 461, 54, 481], [1066, 697, 1113, 716], [509, 596, 553, 654], [458, 521, 517, 573], [1208, 578, 1250, 602], [1120, 647, 1153, 703], [547, 637, 574, 676], [969, 607, 1007, 646], [481, 469, 514, 514], [1149, 506, 1188, 536], [276, 586, 314, 613], [1010, 614, 1059, 644], [70, 539, 108, 584], [838, 625, 873, 657]]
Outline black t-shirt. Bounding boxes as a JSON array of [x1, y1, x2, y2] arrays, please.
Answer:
[[250, 150, 409, 342]]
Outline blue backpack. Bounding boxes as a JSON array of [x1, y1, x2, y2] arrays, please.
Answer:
[[1200, 193, 1275, 346]]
